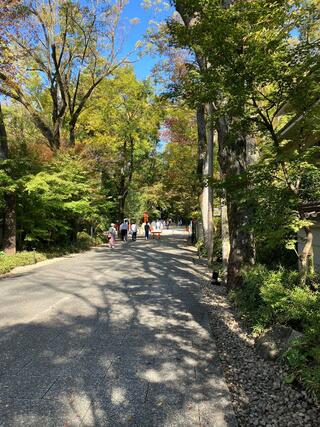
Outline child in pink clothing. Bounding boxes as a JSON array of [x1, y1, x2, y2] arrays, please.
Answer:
[[108, 223, 117, 248]]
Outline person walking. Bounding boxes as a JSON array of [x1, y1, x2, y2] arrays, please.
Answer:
[[120, 219, 128, 242], [108, 223, 117, 249], [131, 222, 138, 241], [144, 221, 150, 240]]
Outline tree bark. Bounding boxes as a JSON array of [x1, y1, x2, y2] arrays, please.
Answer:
[[117, 136, 135, 220], [69, 125, 76, 147], [206, 103, 215, 265], [221, 193, 230, 277], [175, 0, 253, 276], [3, 193, 16, 255], [176, 2, 216, 262], [0, 104, 8, 160], [196, 105, 207, 178], [0, 104, 16, 254], [196, 104, 215, 263], [197, 105, 209, 244], [299, 226, 313, 285], [218, 117, 255, 288]]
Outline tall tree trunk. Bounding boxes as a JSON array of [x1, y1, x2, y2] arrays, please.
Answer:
[[3, 193, 16, 255], [299, 226, 313, 285], [0, 103, 16, 254], [118, 170, 126, 220], [220, 0, 255, 289], [196, 104, 214, 263], [206, 103, 215, 265], [175, 3, 216, 262], [0, 103, 7, 247], [221, 192, 230, 277], [218, 117, 255, 288], [175, 0, 251, 274], [0, 105, 8, 161], [117, 136, 135, 221], [196, 105, 207, 179], [197, 105, 209, 247], [69, 126, 75, 147]]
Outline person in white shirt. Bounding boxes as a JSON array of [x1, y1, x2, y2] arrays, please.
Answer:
[[120, 220, 128, 242], [130, 222, 138, 241]]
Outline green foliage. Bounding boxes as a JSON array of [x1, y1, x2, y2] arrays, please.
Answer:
[[170, 0, 320, 141], [167, 0, 320, 269], [243, 146, 320, 265], [80, 67, 163, 220], [0, 168, 16, 211], [0, 149, 111, 250], [116, 101, 200, 222], [0, 251, 47, 274], [156, 107, 199, 219], [234, 265, 319, 331], [0, 235, 102, 275], [231, 264, 270, 329], [76, 231, 95, 250], [126, 182, 170, 221], [196, 238, 208, 258], [284, 339, 320, 401], [2, 59, 199, 252], [12, 151, 110, 249], [0, 0, 131, 149], [233, 264, 320, 400]]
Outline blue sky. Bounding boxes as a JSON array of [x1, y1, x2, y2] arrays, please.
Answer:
[[120, 1, 174, 80]]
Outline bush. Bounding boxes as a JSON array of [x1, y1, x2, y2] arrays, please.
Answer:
[[0, 233, 101, 275], [233, 265, 317, 331], [288, 297, 320, 401], [232, 264, 320, 400], [0, 251, 47, 274], [76, 231, 95, 249], [231, 264, 273, 330], [284, 338, 320, 401], [196, 238, 208, 257], [92, 236, 103, 246]]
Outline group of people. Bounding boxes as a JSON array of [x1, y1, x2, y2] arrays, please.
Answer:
[[106, 218, 165, 248], [119, 219, 138, 242], [107, 219, 137, 248]]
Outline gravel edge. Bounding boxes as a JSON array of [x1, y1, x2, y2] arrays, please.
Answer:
[[200, 281, 320, 427]]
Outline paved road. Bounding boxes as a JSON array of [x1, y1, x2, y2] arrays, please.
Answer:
[[0, 231, 237, 426]]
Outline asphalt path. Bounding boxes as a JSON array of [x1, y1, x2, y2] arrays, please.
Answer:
[[0, 231, 237, 426]]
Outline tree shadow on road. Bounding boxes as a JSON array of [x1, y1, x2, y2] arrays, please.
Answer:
[[0, 234, 236, 426]]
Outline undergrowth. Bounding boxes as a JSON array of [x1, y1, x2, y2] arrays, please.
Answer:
[[0, 232, 103, 275], [230, 264, 320, 401]]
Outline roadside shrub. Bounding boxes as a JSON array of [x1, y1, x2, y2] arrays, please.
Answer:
[[0, 234, 100, 275], [0, 251, 47, 274], [233, 265, 317, 331], [260, 277, 317, 330], [76, 231, 94, 249], [92, 236, 103, 246], [233, 264, 320, 400], [284, 337, 320, 401], [196, 238, 208, 257], [195, 235, 222, 261], [300, 364, 320, 401], [231, 264, 271, 329]]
